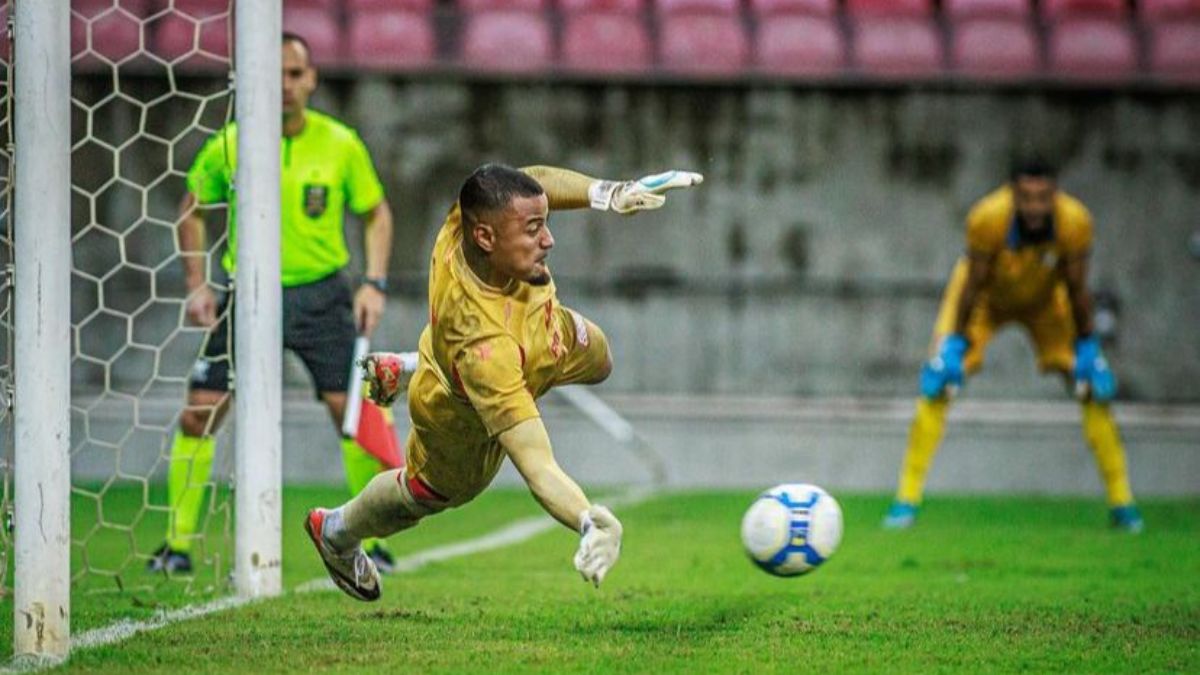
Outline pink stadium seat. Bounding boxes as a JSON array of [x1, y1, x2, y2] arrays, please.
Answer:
[[1040, 0, 1127, 19], [756, 15, 846, 75], [150, 3, 230, 69], [282, 7, 343, 65], [1138, 0, 1200, 21], [1147, 21, 1200, 82], [1046, 18, 1137, 81], [750, 0, 839, 16], [659, 13, 750, 74], [561, 12, 653, 73], [284, 0, 339, 9], [853, 17, 944, 77], [560, 0, 645, 11], [951, 18, 1040, 78], [460, 10, 553, 73], [347, 9, 436, 70], [845, 0, 933, 17], [459, 0, 549, 11], [347, 0, 435, 9], [72, 0, 149, 65], [657, 0, 741, 14], [943, 0, 1031, 19]]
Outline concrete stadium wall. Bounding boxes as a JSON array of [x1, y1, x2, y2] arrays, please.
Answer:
[[72, 76, 1200, 401]]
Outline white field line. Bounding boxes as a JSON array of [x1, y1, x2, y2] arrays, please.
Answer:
[[2, 485, 658, 672]]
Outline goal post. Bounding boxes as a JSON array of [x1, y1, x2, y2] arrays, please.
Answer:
[[12, 0, 72, 661], [232, 0, 283, 600]]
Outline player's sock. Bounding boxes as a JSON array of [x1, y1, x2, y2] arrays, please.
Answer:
[[325, 469, 408, 552], [341, 438, 387, 554], [895, 397, 949, 505], [165, 430, 216, 553], [1081, 401, 1134, 507]]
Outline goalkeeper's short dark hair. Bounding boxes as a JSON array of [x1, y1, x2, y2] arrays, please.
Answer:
[[459, 164, 545, 227], [1009, 156, 1058, 182]]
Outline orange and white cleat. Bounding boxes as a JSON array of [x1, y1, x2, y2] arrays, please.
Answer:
[[359, 351, 418, 407], [304, 508, 381, 602]]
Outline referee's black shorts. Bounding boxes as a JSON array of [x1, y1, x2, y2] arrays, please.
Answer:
[[189, 271, 357, 397]]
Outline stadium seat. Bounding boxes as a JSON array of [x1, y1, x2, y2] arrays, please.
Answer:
[[1046, 18, 1137, 81], [659, 12, 750, 74], [656, 0, 741, 13], [346, 9, 436, 70], [750, 0, 839, 16], [852, 17, 944, 77], [560, 0, 645, 11], [1147, 21, 1200, 82], [942, 0, 1032, 19], [72, 0, 149, 65], [150, 0, 231, 69], [1040, 0, 1127, 19], [845, 0, 933, 16], [460, 10, 554, 73], [1138, 0, 1200, 21], [950, 18, 1040, 78], [284, 0, 340, 9], [756, 15, 846, 76], [346, 0, 435, 9], [561, 11, 653, 74], [459, 0, 549, 10], [282, 7, 343, 65]]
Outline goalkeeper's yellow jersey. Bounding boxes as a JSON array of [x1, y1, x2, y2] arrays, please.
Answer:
[[405, 168, 609, 504], [963, 185, 1094, 313]]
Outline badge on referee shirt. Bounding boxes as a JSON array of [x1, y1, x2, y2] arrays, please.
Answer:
[[303, 183, 328, 218]]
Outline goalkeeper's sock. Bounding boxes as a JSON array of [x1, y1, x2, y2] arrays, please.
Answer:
[[1082, 402, 1135, 506], [895, 397, 949, 504], [341, 438, 387, 554], [326, 469, 409, 552], [165, 431, 216, 553]]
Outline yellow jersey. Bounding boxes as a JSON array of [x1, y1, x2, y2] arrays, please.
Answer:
[[965, 185, 1093, 313], [405, 169, 609, 504]]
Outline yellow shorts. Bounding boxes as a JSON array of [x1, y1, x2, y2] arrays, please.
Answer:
[[932, 261, 1077, 375], [406, 305, 611, 506]]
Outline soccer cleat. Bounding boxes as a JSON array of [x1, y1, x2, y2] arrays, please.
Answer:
[[1110, 504, 1144, 534], [367, 543, 397, 575], [882, 501, 919, 529], [146, 544, 193, 574], [304, 508, 381, 602], [360, 352, 417, 407]]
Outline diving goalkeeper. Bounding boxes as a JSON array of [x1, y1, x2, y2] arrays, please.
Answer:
[[305, 164, 703, 600], [883, 159, 1143, 533]]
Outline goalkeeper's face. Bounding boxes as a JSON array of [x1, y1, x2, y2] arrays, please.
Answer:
[[479, 194, 554, 286]]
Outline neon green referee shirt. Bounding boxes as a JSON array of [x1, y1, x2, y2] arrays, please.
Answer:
[[186, 109, 385, 287]]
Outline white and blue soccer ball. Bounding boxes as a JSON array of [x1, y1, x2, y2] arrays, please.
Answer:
[[740, 483, 843, 577]]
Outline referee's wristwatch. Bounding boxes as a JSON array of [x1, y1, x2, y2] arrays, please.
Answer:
[[360, 275, 388, 295]]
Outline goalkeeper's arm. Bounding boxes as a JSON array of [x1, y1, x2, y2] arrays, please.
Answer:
[[500, 417, 623, 586], [520, 165, 703, 213]]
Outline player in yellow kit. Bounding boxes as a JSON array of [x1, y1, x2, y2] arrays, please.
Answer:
[[304, 164, 703, 600], [883, 160, 1143, 533]]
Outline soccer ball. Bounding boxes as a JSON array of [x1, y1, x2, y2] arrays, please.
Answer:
[[740, 483, 843, 577]]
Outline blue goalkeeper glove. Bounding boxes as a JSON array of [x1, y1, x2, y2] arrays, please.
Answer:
[[1074, 336, 1116, 402], [919, 333, 969, 399]]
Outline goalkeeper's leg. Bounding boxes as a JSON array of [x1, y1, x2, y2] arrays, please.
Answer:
[[884, 397, 951, 528], [1081, 401, 1142, 532]]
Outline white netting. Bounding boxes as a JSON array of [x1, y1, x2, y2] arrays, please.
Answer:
[[65, 0, 236, 598], [0, 0, 13, 599]]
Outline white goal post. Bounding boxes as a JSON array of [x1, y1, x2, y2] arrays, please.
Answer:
[[10, 0, 285, 660]]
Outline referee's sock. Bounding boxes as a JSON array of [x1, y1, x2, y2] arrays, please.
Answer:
[[166, 430, 216, 552]]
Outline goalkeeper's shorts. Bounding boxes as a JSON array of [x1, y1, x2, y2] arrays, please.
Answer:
[[189, 271, 357, 396]]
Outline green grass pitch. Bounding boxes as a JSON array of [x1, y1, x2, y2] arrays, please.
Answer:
[[6, 487, 1198, 672]]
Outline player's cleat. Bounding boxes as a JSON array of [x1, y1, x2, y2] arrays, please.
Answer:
[[146, 544, 193, 574], [882, 501, 919, 529], [304, 508, 381, 602], [360, 352, 418, 407], [367, 543, 397, 575], [1110, 504, 1144, 534]]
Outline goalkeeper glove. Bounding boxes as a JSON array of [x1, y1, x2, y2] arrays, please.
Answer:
[[919, 333, 969, 399], [1074, 336, 1116, 402], [574, 505, 622, 587], [589, 170, 704, 214]]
